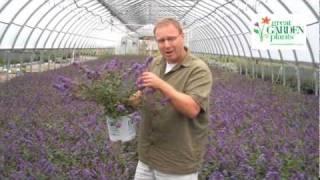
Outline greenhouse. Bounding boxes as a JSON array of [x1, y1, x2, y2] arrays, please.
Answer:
[[0, 0, 318, 179]]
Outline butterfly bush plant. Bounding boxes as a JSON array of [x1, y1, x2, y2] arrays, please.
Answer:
[[53, 57, 154, 122]]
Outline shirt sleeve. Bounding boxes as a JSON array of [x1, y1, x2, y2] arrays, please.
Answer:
[[184, 63, 213, 112]]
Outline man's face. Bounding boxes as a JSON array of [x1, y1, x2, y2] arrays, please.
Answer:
[[155, 24, 185, 63]]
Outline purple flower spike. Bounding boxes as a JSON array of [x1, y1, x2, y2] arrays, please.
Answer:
[[209, 171, 224, 180], [144, 56, 153, 67], [130, 111, 141, 124], [53, 83, 66, 92], [143, 87, 155, 95], [136, 79, 144, 90], [116, 104, 126, 112], [265, 171, 281, 180], [72, 61, 80, 67], [104, 59, 121, 71], [86, 70, 100, 80], [82, 168, 96, 178], [58, 76, 73, 84], [160, 97, 170, 105]]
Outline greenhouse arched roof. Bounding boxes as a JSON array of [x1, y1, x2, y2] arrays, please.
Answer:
[[0, 0, 319, 63]]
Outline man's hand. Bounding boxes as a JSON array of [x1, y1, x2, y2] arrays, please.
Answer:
[[139, 72, 166, 90], [128, 91, 142, 107], [139, 72, 200, 119]]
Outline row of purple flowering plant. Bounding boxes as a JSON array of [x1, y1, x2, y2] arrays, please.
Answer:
[[53, 57, 155, 124]]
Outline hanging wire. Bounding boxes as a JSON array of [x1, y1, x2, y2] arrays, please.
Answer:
[[72, 0, 135, 36], [73, 0, 111, 25]]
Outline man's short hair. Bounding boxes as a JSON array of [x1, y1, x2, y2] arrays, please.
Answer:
[[153, 18, 183, 35]]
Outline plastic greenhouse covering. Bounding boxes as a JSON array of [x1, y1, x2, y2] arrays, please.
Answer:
[[0, 0, 319, 179]]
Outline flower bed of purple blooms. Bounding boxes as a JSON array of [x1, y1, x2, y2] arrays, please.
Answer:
[[0, 56, 318, 179]]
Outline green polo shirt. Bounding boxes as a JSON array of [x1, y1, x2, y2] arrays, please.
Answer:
[[138, 51, 213, 174]]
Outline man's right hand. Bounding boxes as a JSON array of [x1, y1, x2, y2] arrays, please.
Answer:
[[129, 91, 142, 107]]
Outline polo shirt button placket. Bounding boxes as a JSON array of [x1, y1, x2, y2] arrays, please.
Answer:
[[149, 130, 154, 146], [150, 135, 154, 146]]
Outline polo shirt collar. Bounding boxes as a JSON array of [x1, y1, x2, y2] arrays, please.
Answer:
[[156, 47, 192, 68]]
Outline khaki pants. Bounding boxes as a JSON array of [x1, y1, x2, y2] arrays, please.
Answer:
[[134, 161, 198, 180]]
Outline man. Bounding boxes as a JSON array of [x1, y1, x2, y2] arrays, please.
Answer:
[[134, 18, 213, 180]]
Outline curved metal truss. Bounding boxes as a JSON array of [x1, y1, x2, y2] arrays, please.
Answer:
[[0, 0, 319, 63]]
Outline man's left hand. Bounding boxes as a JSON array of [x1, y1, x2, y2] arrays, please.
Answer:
[[139, 72, 165, 90]]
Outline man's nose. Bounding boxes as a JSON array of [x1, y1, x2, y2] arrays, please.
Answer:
[[163, 40, 171, 47]]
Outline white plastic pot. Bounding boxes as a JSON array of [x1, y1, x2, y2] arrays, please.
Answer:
[[106, 114, 136, 142]]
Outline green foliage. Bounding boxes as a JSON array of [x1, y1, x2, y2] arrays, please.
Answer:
[[97, 53, 115, 60], [48, 149, 78, 168], [301, 79, 315, 94], [42, 56, 49, 62], [79, 71, 136, 118], [54, 59, 144, 120], [10, 59, 20, 64], [203, 55, 317, 95], [280, 154, 304, 179]]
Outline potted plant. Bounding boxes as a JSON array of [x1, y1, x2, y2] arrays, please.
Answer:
[[53, 58, 152, 142]]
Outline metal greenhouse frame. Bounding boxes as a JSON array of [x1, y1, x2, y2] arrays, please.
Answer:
[[0, 0, 319, 94]]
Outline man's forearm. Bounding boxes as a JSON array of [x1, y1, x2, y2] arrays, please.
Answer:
[[159, 82, 200, 119]]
